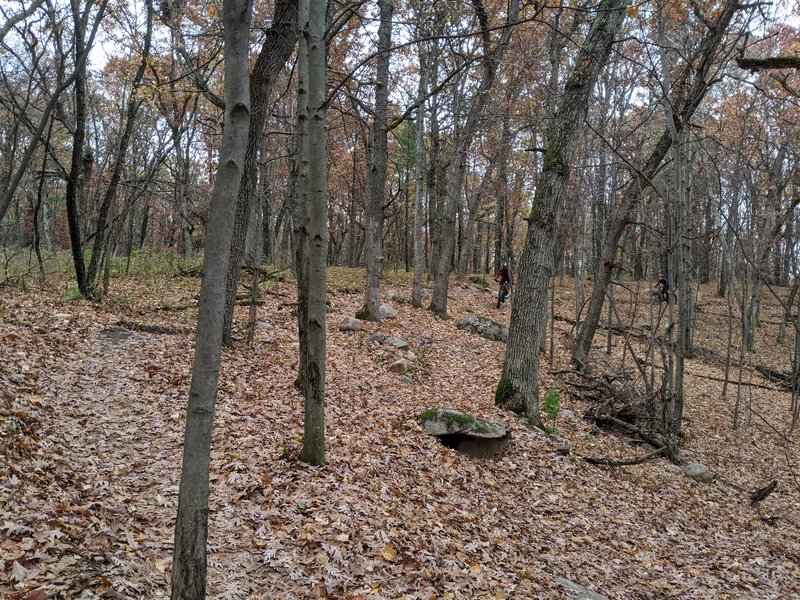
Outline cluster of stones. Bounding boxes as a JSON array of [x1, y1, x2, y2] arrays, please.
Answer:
[[337, 293, 417, 382]]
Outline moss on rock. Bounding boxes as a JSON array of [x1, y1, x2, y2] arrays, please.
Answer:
[[419, 408, 504, 438]]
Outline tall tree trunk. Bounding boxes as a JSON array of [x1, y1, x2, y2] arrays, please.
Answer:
[[458, 153, 499, 275], [411, 38, 429, 308], [170, 0, 251, 596], [297, 0, 328, 466], [743, 143, 790, 351], [494, 92, 515, 273], [496, 0, 628, 422], [64, 1, 99, 298], [360, 0, 393, 320], [222, 0, 298, 345]]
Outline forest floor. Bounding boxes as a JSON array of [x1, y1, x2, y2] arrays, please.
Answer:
[[1, 264, 800, 599]]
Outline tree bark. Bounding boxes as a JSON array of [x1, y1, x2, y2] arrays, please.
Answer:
[[411, 37, 430, 308], [736, 56, 800, 70], [297, 0, 328, 466], [221, 0, 298, 345], [170, 0, 251, 595], [360, 0, 393, 320], [496, 0, 628, 423]]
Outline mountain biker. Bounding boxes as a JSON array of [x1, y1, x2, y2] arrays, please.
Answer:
[[656, 274, 671, 302], [495, 261, 513, 287], [495, 261, 513, 307]]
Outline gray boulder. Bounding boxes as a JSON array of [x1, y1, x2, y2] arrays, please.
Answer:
[[378, 303, 398, 319], [555, 576, 609, 600], [420, 408, 506, 438], [457, 314, 508, 343], [369, 333, 409, 350], [560, 409, 576, 421], [338, 317, 363, 332], [385, 336, 410, 350], [420, 409, 509, 458], [684, 463, 714, 483]]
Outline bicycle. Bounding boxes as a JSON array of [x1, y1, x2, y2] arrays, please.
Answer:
[[497, 281, 510, 308], [650, 288, 676, 305]]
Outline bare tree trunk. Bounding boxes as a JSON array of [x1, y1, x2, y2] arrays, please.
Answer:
[[496, 0, 628, 422], [411, 38, 429, 308], [221, 0, 298, 345], [743, 143, 789, 351], [360, 0, 393, 320], [458, 153, 499, 275], [170, 0, 251, 595], [297, 0, 328, 467], [86, 0, 153, 297], [64, 1, 104, 298]]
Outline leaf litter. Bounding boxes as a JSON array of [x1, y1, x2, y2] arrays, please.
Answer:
[[1, 273, 799, 599]]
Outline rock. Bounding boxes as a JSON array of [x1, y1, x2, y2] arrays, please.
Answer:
[[457, 314, 508, 343], [419, 408, 506, 438], [389, 359, 411, 374], [338, 316, 363, 332], [554, 576, 609, 600], [386, 290, 399, 301], [684, 463, 714, 483], [256, 320, 274, 331], [556, 444, 571, 456], [369, 333, 409, 350], [665, 464, 684, 474], [385, 336, 410, 351], [398, 374, 413, 385], [378, 303, 398, 319], [399, 321, 411, 328], [420, 409, 509, 458], [560, 409, 576, 421], [404, 350, 419, 364]]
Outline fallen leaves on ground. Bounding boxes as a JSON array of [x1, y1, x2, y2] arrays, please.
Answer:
[[1, 272, 798, 599]]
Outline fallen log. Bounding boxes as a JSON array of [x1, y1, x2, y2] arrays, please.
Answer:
[[755, 365, 797, 390]]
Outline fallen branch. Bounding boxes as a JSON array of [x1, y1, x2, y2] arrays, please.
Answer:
[[592, 414, 683, 465], [583, 446, 666, 466], [116, 320, 192, 335], [685, 370, 783, 392], [736, 55, 800, 71], [755, 365, 797, 390], [750, 480, 777, 505]]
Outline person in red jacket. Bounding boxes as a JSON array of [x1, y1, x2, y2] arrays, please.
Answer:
[[495, 261, 513, 307]]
